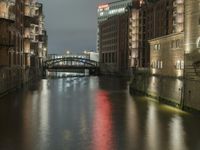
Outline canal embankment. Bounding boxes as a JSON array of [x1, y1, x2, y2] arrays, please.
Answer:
[[0, 66, 41, 98], [129, 69, 200, 113]]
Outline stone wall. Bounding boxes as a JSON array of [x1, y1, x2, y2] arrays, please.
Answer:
[[0, 66, 41, 96], [130, 70, 200, 111], [130, 70, 185, 106]]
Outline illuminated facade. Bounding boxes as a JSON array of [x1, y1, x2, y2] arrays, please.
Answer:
[[97, 0, 135, 52], [24, 0, 48, 68], [0, 0, 47, 95], [148, 0, 184, 77], [0, 0, 23, 67], [184, 0, 200, 110], [99, 13, 129, 74], [138, 0, 184, 67], [149, 33, 184, 77], [98, 0, 141, 74]]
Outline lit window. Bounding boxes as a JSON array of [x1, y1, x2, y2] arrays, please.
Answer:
[[181, 60, 184, 69], [160, 61, 163, 69], [151, 61, 156, 68], [196, 37, 200, 48], [176, 60, 181, 69], [154, 44, 160, 51], [171, 39, 181, 49]]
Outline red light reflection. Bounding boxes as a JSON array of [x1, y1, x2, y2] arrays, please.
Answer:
[[92, 90, 114, 150]]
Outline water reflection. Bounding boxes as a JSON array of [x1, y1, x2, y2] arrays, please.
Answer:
[[145, 102, 160, 150], [125, 93, 139, 150], [169, 115, 187, 150], [0, 77, 200, 150], [38, 80, 50, 150], [92, 90, 115, 150], [22, 80, 50, 150]]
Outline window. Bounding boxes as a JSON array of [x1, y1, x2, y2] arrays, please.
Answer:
[[176, 60, 181, 69], [196, 37, 200, 48], [171, 39, 182, 49], [157, 60, 163, 69], [151, 60, 163, 69], [154, 44, 160, 51], [181, 60, 184, 69], [198, 17, 200, 25]]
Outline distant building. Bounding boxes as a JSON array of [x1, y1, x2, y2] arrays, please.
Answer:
[[97, 0, 140, 74], [97, 0, 136, 53], [99, 13, 129, 74], [83, 50, 99, 62]]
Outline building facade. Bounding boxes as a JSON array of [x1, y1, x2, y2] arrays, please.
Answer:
[[184, 0, 200, 110], [149, 32, 184, 77], [139, 0, 184, 67], [0, 0, 47, 95], [98, 0, 141, 74], [99, 13, 129, 74]]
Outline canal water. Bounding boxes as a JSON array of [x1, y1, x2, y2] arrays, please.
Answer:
[[0, 76, 200, 150]]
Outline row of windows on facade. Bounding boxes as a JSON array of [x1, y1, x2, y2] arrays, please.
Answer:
[[101, 39, 117, 45], [151, 60, 184, 70], [102, 25, 117, 32], [101, 33, 117, 39], [154, 39, 183, 50], [102, 52, 116, 63], [102, 45, 117, 52]]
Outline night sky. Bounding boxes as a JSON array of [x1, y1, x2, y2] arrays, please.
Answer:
[[39, 0, 113, 54]]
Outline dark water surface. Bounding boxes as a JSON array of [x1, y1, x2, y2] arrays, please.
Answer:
[[0, 77, 200, 150]]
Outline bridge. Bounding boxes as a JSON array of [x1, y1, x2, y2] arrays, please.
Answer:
[[43, 56, 99, 77]]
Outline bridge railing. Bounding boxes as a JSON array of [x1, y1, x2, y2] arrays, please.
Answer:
[[43, 57, 99, 69]]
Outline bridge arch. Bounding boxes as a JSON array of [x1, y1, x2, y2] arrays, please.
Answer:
[[44, 57, 99, 68], [43, 57, 99, 76]]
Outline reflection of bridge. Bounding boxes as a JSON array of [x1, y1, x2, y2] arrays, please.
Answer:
[[43, 57, 99, 76]]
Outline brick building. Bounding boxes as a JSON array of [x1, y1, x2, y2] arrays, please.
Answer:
[[148, 0, 184, 77], [99, 13, 129, 74], [139, 0, 184, 68], [98, 0, 140, 74], [0, 0, 47, 94], [98, 0, 184, 74], [0, 0, 23, 67]]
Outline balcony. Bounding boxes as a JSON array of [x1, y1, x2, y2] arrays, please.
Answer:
[[24, 15, 39, 25], [0, 0, 15, 5], [38, 35, 44, 42], [0, 13, 15, 22], [0, 37, 15, 48]]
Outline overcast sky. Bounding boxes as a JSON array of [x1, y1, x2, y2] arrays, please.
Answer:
[[39, 0, 113, 54]]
